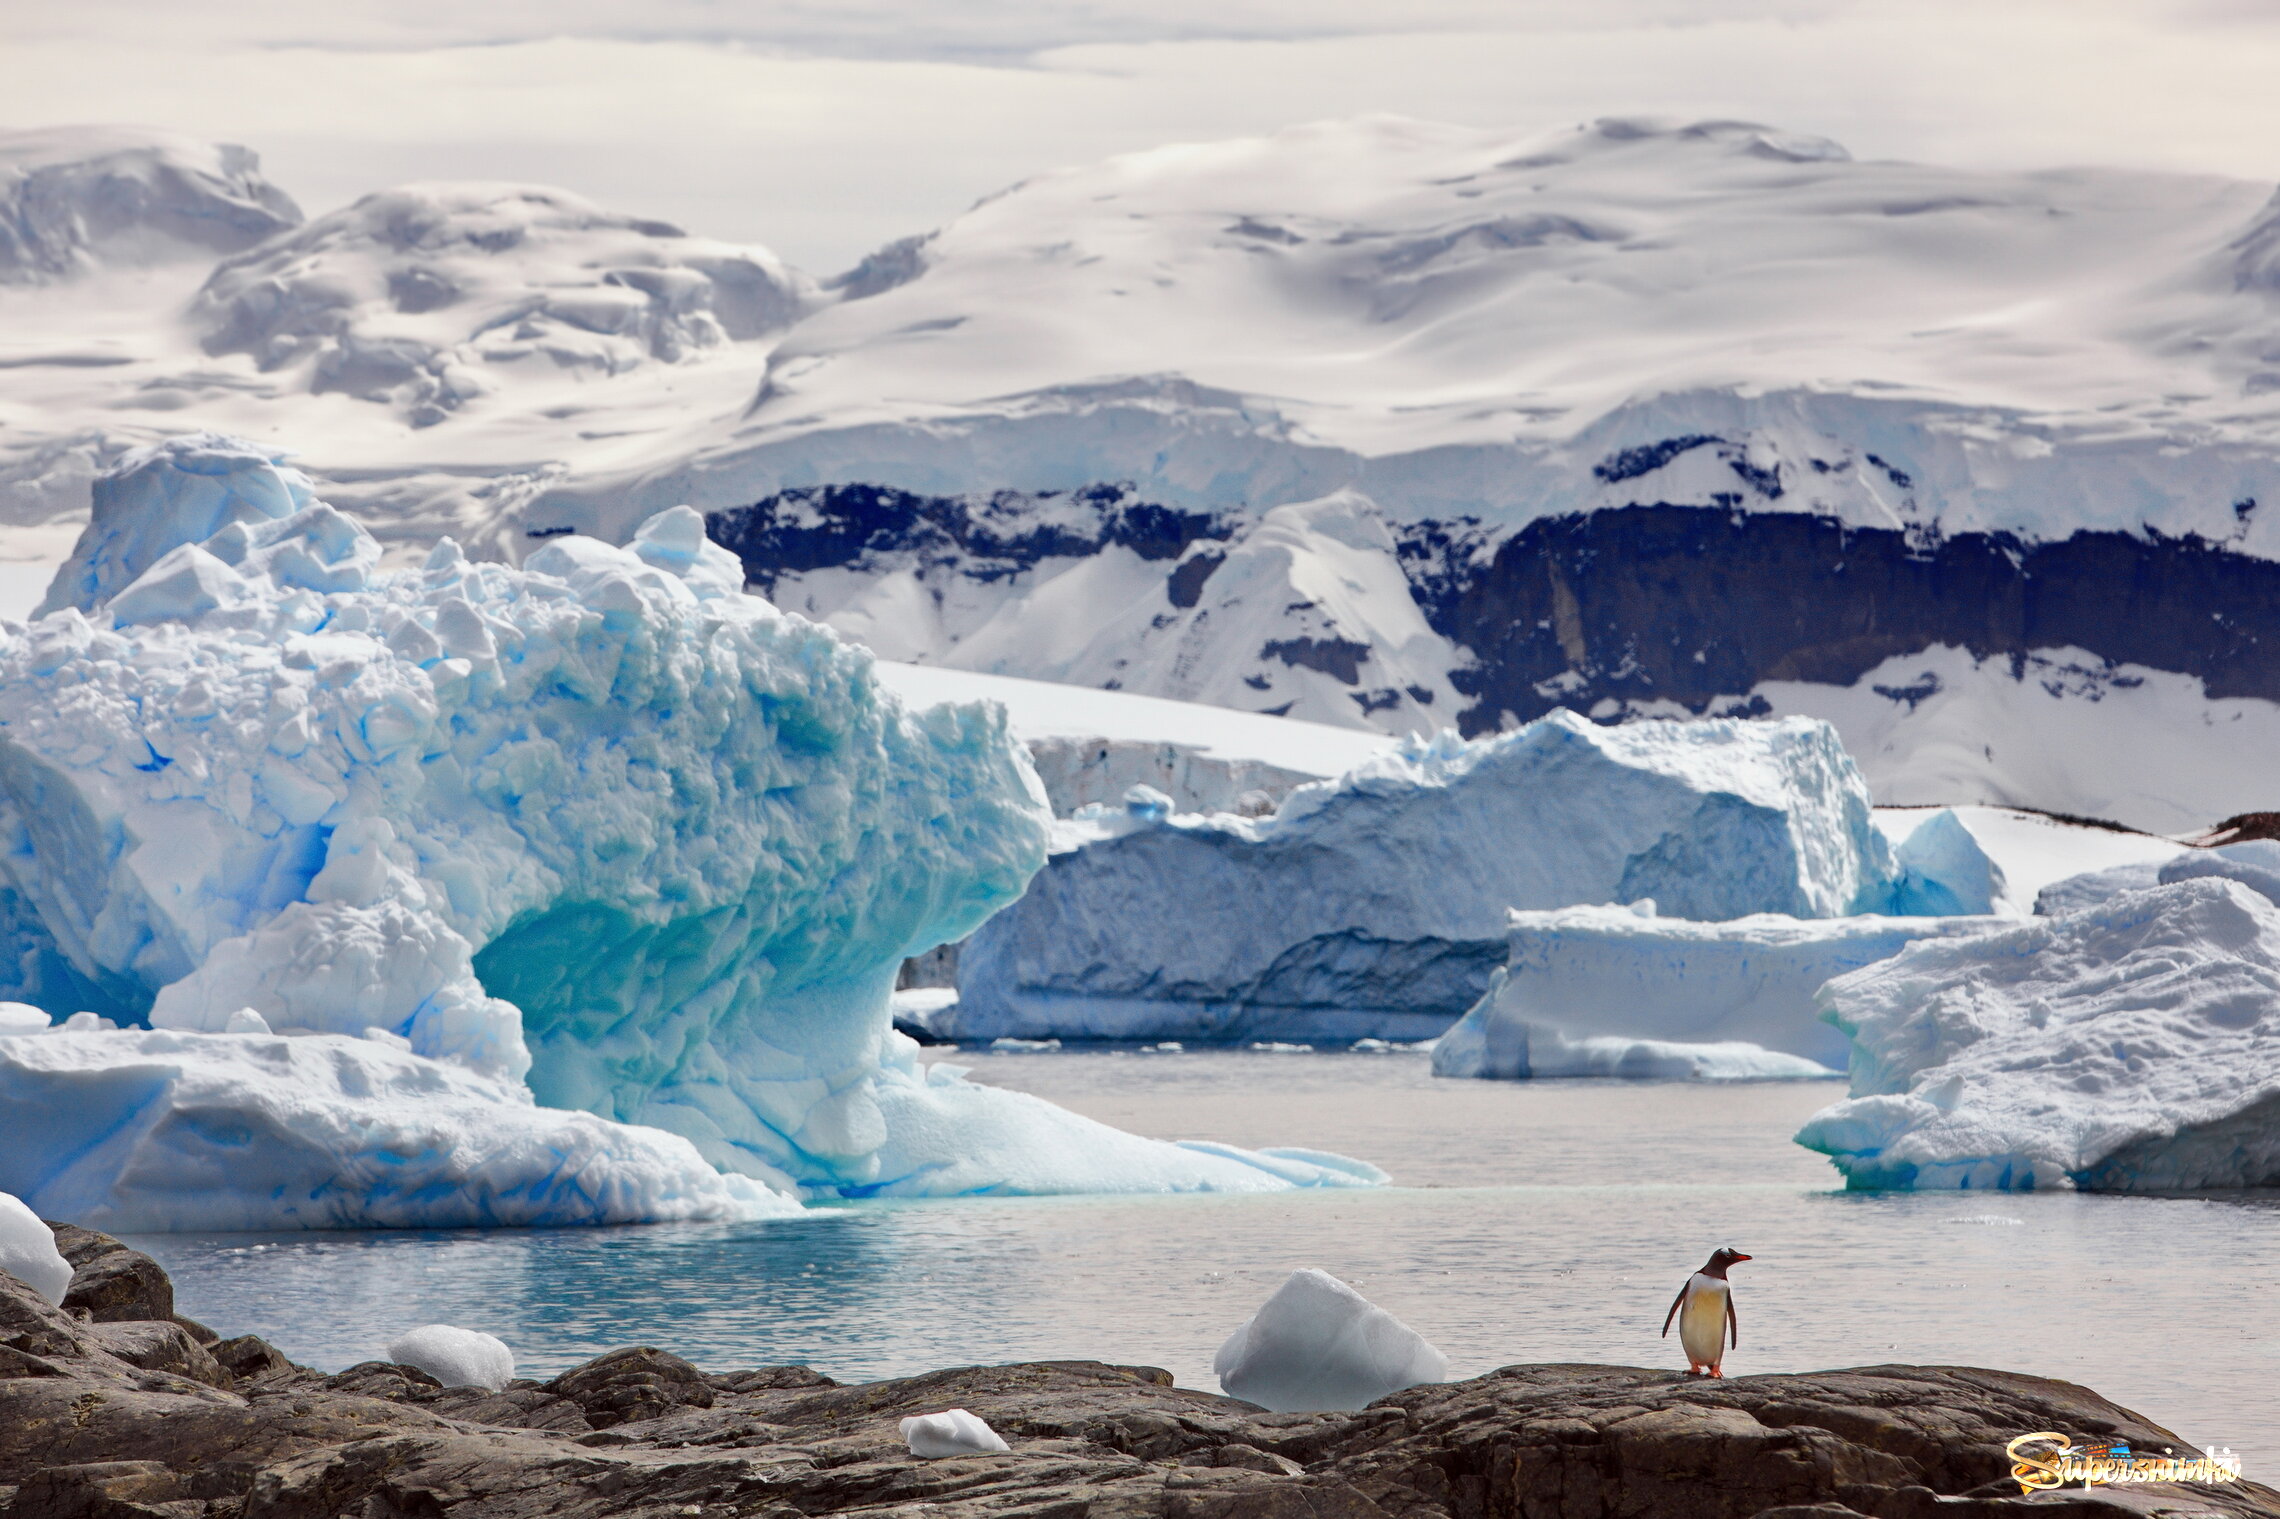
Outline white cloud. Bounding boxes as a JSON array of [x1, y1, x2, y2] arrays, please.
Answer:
[[8, 0, 2280, 272]]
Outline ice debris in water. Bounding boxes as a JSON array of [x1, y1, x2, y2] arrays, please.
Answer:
[[900, 1409, 1011, 1457], [1796, 878, 2280, 1191], [1431, 906, 2002, 1080], [388, 1324, 516, 1391], [0, 1190, 71, 1306], [953, 712, 1907, 1045], [0, 433, 1382, 1229], [1214, 1268, 1447, 1413]]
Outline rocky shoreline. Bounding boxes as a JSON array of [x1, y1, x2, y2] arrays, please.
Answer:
[[3, 1225, 2272, 1519]]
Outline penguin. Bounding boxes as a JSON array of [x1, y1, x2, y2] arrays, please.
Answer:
[[1661, 1247, 1750, 1377]]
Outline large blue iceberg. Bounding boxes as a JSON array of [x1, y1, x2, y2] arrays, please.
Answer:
[[950, 714, 1906, 1042], [0, 435, 1378, 1228]]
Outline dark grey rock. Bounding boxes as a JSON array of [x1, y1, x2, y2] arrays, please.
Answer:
[[0, 1241, 2271, 1519]]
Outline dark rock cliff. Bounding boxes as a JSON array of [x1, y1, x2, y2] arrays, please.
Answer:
[[706, 483, 2280, 739]]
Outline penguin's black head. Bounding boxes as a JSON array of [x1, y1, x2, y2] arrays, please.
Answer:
[[1702, 1247, 1752, 1277]]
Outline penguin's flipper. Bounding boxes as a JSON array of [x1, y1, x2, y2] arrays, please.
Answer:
[[1726, 1291, 1739, 1349], [1661, 1283, 1686, 1338]]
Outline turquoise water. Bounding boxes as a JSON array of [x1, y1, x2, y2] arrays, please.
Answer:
[[133, 1048, 2279, 1474]]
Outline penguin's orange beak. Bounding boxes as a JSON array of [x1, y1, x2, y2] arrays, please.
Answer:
[[1732, 1252, 1752, 1262]]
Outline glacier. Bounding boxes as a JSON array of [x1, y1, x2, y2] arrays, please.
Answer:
[[1430, 904, 2004, 1081], [948, 713, 1902, 1044], [0, 435, 1380, 1229], [1794, 878, 2280, 1191]]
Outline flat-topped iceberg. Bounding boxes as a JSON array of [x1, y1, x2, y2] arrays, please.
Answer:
[[1432, 905, 2002, 1081], [951, 714, 1903, 1042], [0, 434, 1380, 1227], [1795, 878, 2280, 1190]]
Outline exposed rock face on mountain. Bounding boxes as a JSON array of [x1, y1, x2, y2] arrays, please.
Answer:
[[709, 482, 2280, 832], [2, 1228, 2271, 1519]]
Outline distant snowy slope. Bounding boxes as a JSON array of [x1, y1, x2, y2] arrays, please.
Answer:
[[561, 114, 2280, 546], [0, 126, 300, 283], [192, 184, 817, 427], [6, 118, 2280, 828]]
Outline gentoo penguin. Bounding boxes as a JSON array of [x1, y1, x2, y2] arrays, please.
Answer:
[[1660, 1247, 1750, 1377]]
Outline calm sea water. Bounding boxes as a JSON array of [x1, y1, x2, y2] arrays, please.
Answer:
[[132, 1049, 2279, 1474]]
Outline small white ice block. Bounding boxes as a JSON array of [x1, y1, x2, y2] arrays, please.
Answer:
[[0, 1191, 72, 1305], [387, 1324, 515, 1391], [899, 1408, 1011, 1457]]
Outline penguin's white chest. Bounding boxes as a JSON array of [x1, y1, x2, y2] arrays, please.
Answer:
[[1678, 1275, 1729, 1366]]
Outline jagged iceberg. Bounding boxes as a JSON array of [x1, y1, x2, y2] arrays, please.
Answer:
[[0, 434, 1380, 1229], [1795, 878, 2280, 1190], [950, 714, 1902, 1043], [1431, 905, 2002, 1081]]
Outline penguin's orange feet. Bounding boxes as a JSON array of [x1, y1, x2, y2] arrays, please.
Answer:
[[1707, 1367, 1725, 1378]]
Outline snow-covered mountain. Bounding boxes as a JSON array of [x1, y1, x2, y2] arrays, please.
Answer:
[[5, 118, 2279, 830], [1, 127, 301, 283]]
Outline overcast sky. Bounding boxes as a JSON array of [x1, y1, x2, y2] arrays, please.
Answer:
[[11, 0, 2280, 273]]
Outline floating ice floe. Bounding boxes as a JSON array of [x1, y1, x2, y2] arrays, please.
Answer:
[[1795, 878, 2280, 1190], [952, 714, 1903, 1044], [0, 1189, 71, 1305], [900, 1409, 1011, 1457], [388, 1324, 516, 1391], [1215, 1268, 1447, 1413], [0, 1028, 796, 1232], [1432, 905, 2003, 1080], [0, 435, 1381, 1228]]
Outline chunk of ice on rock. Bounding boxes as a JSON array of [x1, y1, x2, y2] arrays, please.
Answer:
[[900, 1409, 1011, 1457], [1214, 1268, 1446, 1412], [0, 1190, 71, 1305], [388, 1324, 515, 1391], [1796, 878, 2280, 1190]]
